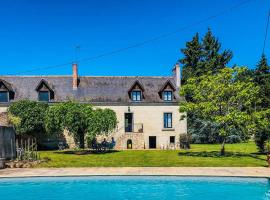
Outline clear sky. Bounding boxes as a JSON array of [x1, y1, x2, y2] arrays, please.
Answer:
[[0, 0, 269, 76]]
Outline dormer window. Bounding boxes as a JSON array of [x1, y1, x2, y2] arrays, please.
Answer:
[[132, 90, 142, 101], [36, 79, 54, 102], [38, 91, 50, 102], [0, 79, 14, 103], [0, 91, 8, 102], [128, 80, 145, 102], [158, 80, 176, 102], [163, 91, 172, 101]]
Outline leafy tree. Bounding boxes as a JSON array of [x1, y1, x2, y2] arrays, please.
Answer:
[[8, 100, 48, 136], [45, 101, 117, 149], [180, 67, 260, 155], [179, 28, 233, 144]]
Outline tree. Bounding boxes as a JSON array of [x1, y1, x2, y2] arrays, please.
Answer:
[[180, 67, 260, 155], [254, 54, 270, 108], [252, 54, 270, 152], [64, 103, 91, 149], [179, 28, 233, 83], [179, 29, 234, 144], [45, 101, 117, 149], [180, 33, 203, 83], [8, 100, 48, 136], [201, 28, 233, 74]]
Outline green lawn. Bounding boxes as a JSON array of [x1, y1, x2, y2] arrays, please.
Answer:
[[37, 142, 268, 167]]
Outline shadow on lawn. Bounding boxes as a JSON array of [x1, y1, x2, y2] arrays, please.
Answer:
[[54, 150, 120, 155], [178, 151, 266, 161]]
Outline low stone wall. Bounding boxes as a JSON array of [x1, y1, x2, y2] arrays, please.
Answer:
[[0, 126, 16, 160], [114, 133, 145, 150]]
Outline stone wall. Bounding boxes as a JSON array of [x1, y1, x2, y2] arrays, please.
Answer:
[[0, 112, 9, 127], [97, 105, 187, 149]]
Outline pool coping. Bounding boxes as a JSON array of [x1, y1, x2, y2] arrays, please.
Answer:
[[0, 167, 270, 178]]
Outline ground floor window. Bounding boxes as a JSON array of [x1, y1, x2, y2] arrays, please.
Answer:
[[170, 136, 175, 144]]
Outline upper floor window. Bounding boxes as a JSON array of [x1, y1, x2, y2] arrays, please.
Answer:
[[163, 91, 172, 101], [0, 91, 9, 102], [164, 113, 172, 128], [128, 80, 144, 102], [159, 80, 176, 102], [132, 90, 142, 101], [0, 79, 14, 103], [38, 91, 50, 102], [36, 79, 54, 102]]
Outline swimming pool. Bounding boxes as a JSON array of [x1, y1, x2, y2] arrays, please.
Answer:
[[0, 176, 269, 200]]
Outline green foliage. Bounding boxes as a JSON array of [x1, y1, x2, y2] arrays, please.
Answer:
[[254, 54, 270, 108], [251, 54, 270, 153], [180, 28, 233, 83], [252, 109, 270, 153], [8, 100, 48, 136], [45, 101, 117, 149], [180, 67, 260, 154]]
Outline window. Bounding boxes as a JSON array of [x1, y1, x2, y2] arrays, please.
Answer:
[[132, 91, 142, 101], [163, 91, 172, 101], [170, 136, 175, 144], [0, 91, 8, 102], [164, 113, 172, 128], [38, 91, 50, 102]]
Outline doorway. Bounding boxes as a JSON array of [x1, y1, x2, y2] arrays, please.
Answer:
[[127, 139, 132, 149], [125, 113, 133, 132], [149, 136, 156, 149]]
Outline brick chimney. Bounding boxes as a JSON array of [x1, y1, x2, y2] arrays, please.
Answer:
[[72, 63, 78, 90], [172, 63, 181, 88]]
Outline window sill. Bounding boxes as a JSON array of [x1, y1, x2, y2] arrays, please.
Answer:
[[162, 128, 175, 131]]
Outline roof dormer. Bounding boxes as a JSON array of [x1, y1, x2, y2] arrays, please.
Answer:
[[35, 79, 54, 102], [128, 80, 145, 102], [158, 80, 176, 101], [0, 79, 14, 103]]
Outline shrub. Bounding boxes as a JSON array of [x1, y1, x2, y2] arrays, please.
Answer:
[[179, 133, 191, 149], [8, 100, 48, 136]]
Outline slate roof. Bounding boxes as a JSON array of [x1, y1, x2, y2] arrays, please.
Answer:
[[0, 76, 183, 104]]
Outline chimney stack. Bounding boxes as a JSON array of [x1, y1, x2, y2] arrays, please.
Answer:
[[72, 63, 78, 90], [172, 63, 181, 88]]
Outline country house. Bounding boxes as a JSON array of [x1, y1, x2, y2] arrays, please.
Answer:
[[0, 64, 187, 149]]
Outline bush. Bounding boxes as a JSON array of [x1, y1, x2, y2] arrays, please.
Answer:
[[179, 133, 191, 149], [254, 130, 269, 153], [8, 100, 48, 136]]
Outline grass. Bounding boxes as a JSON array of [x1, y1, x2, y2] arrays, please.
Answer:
[[37, 142, 268, 167]]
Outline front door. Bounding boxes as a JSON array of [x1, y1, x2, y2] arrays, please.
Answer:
[[125, 113, 133, 132], [149, 136, 156, 149]]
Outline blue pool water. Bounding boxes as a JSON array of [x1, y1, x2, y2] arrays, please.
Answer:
[[0, 176, 269, 200]]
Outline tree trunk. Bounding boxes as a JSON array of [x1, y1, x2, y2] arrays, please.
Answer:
[[220, 139, 226, 156]]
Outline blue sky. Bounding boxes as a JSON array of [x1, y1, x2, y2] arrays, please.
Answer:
[[0, 0, 269, 76]]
